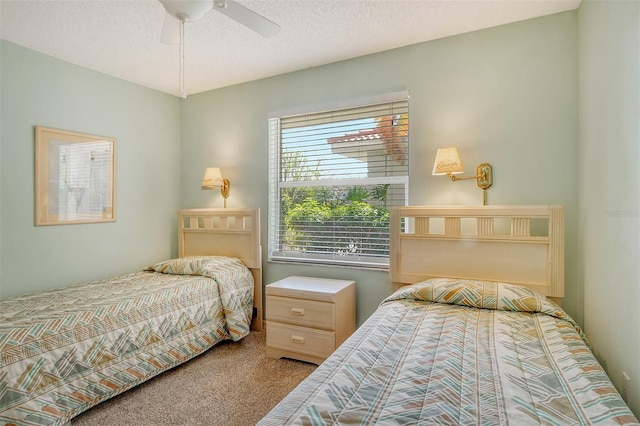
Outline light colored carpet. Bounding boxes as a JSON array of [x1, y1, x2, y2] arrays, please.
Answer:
[[72, 330, 316, 426]]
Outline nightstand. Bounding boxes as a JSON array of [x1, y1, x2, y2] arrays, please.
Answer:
[[266, 276, 356, 365]]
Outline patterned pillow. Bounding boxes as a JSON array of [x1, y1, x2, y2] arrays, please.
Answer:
[[411, 278, 545, 312], [384, 277, 587, 343], [145, 256, 229, 275], [385, 277, 574, 317]]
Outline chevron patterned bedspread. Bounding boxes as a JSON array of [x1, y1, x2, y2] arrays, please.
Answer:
[[0, 256, 254, 426], [260, 278, 638, 425]]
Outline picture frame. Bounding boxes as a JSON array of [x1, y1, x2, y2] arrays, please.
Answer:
[[35, 126, 116, 226]]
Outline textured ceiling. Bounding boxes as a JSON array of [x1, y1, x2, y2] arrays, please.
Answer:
[[0, 0, 581, 97]]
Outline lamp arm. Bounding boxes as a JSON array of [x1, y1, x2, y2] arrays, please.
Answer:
[[448, 174, 481, 182], [446, 163, 493, 191]]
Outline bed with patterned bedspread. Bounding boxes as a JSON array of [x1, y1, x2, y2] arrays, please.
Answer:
[[259, 278, 638, 425], [0, 256, 254, 426]]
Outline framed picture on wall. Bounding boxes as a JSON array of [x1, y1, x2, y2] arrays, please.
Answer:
[[35, 126, 117, 226]]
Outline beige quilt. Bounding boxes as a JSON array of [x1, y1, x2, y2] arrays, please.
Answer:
[[260, 278, 638, 425], [0, 256, 254, 426]]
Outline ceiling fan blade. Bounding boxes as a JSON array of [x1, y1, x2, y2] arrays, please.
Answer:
[[160, 12, 181, 44], [213, 0, 280, 38]]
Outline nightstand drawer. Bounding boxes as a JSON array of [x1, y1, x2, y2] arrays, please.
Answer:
[[267, 322, 335, 359], [266, 295, 335, 330]]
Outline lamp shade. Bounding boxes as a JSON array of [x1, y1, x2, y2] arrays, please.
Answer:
[[202, 167, 224, 189], [432, 147, 464, 175]]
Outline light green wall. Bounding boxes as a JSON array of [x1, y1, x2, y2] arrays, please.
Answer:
[[180, 12, 580, 325], [0, 40, 182, 297], [578, 0, 640, 415]]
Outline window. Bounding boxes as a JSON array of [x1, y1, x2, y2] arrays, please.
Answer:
[[268, 93, 409, 269]]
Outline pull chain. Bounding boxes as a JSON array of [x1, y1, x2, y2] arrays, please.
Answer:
[[179, 20, 186, 99]]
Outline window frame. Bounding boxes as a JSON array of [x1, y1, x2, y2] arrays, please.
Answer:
[[268, 92, 409, 270]]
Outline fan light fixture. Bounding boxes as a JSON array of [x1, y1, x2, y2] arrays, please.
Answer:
[[432, 147, 493, 205], [158, 0, 280, 98], [161, 1, 213, 22]]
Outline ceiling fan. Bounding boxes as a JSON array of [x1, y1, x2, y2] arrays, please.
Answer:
[[158, 0, 280, 98]]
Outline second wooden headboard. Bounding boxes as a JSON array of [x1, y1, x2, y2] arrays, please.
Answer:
[[390, 205, 565, 298]]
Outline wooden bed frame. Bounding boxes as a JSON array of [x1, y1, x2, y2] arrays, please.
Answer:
[[259, 205, 638, 425], [178, 208, 263, 331], [390, 205, 565, 299]]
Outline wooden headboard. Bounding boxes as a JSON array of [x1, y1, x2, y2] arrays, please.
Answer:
[[390, 205, 565, 299], [178, 208, 263, 331]]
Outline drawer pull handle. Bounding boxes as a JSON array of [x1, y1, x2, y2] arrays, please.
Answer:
[[291, 335, 305, 344], [291, 307, 305, 316]]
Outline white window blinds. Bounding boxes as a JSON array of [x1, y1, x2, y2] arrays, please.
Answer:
[[268, 93, 409, 269]]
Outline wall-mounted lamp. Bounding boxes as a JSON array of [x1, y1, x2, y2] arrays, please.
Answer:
[[202, 167, 230, 208], [432, 147, 493, 205]]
